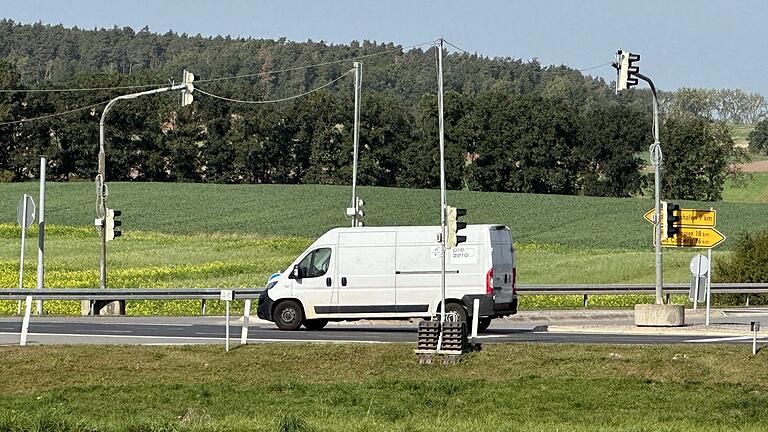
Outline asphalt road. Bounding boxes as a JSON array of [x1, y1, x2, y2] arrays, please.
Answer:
[[0, 312, 765, 346]]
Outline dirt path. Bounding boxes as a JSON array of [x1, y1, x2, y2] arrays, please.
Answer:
[[736, 160, 768, 172]]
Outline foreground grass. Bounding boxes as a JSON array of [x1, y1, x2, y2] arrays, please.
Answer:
[[0, 343, 766, 431]]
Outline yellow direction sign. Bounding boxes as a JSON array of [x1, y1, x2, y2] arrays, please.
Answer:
[[643, 208, 716, 227], [643, 209, 655, 224], [657, 226, 726, 249]]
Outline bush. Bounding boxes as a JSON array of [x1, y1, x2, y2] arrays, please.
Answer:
[[715, 229, 768, 304]]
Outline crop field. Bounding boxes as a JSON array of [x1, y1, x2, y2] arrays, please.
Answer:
[[0, 182, 765, 314], [1, 343, 767, 431]]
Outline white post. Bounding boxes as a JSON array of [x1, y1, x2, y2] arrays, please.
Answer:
[[36, 157, 46, 315], [705, 248, 713, 326], [350, 61, 362, 227], [471, 299, 480, 343], [693, 254, 701, 310], [20, 295, 32, 346], [225, 300, 230, 352], [753, 323, 759, 356], [240, 298, 251, 345], [17, 194, 29, 315]]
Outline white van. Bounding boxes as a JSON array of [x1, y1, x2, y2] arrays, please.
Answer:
[[257, 224, 517, 331]]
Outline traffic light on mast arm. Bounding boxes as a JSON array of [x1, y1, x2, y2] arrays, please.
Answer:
[[181, 69, 194, 107], [106, 208, 122, 241], [614, 50, 640, 92], [661, 201, 680, 239], [446, 206, 467, 248]]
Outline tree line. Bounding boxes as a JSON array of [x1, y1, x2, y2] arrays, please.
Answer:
[[0, 20, 748, 200]]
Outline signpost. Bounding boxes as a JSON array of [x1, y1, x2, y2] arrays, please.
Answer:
[[16, 195, 35, 315], [220, 289, 234, 352], [644, 207, 722, 325]]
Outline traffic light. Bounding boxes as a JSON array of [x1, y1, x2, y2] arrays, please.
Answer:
[[662, 201, 680, 239], [346, 196, 365, 227], [106, 208, 122, 241], [615, 50, 640, 92], [181, 69, 194, 107], [446, 206, 467, 248]]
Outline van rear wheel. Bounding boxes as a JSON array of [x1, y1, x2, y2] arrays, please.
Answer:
[[443, 302, 468, 324], [303, 319, 328, 331], [274, 300, 304, 331]]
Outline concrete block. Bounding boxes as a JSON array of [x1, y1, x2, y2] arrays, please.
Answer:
[[634, 304, 685, 327]]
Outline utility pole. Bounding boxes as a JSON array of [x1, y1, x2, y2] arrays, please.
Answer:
[[437, 39, 447, 330], [350, 61, 362, 227], [94, 76, 191, 314]]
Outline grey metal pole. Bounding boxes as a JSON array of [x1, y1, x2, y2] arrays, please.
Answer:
[[437, 39, 447, 328], [637, 72, 664, 305], [17, 194, 28, 315], [36, 157, 46, 315], [351, 62, 362, 227], [98, 84, 185, 293]]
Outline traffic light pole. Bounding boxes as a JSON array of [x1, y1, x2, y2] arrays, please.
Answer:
[[97, 84, 185, 309], [636, 72, 664, 305]]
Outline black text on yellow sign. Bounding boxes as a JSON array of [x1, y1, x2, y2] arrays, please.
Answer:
[[654, 226, 726, 249]]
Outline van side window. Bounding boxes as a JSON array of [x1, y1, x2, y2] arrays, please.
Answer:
[[297, 248, 332, 278]]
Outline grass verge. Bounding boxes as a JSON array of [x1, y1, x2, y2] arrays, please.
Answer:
[[0, 343, 766, 431]]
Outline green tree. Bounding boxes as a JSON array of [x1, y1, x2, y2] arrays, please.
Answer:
[[661, 116, 745, 201], [747, 119, 768, 156]]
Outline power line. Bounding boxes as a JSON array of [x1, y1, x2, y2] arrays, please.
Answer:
[[0, 40, 438, 93], [194, 40, 438, 84], [195, 69, 354, 104], [578, 62, 612, 72], [0, 100, 110, 127]]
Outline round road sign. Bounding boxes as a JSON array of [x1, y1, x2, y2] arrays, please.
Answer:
[[689, 254, 710, 277]]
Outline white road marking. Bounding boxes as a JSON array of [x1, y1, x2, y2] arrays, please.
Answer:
[[0, 331, 388, 344], [685, 335, 762, 343]]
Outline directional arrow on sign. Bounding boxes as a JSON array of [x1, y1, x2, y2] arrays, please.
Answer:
[[656, 226, 726, 249], [644, 208, 716, 227]]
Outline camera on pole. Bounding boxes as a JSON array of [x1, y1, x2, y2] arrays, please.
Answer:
[[614, 50, 641, 92]]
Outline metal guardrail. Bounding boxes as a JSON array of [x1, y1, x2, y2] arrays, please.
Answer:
[[0, 288, 264, 301], [516, 283, 768, 296]]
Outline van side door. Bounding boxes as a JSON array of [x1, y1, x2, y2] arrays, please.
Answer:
[[336, 231, 396, 315]]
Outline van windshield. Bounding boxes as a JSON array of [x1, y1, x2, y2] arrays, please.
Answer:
[[298, 247, 332, 278]]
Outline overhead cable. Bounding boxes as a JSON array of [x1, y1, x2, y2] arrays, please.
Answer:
[[0, 100, 109, 127], [195, 69, 354, 104]]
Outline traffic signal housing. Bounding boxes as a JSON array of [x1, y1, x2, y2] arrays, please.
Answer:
[[446, 206, 467, 248], [181, 69, 195, 107], [106, 208, 122, 241], [346, 196, 365, 227], [662, 201, 680, 239], [615, 50, 640, 92]]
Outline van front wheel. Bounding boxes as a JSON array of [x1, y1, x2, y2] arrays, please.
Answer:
[[443, 302, 468, 324], [274, 300, 304, 331]]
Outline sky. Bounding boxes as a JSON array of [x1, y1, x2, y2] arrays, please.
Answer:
[[3, 0, 768, 95]]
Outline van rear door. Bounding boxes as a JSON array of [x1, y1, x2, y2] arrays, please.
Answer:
[[490, 226, 515, 302]]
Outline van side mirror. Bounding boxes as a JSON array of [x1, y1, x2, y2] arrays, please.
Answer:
[[289, 264, 302, 280]]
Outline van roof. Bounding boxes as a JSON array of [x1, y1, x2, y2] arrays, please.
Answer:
[[327, 224, 508, 234]]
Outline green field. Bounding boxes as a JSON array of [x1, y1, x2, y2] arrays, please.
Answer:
[[1, 182, 766, 314], [0, 343, 766, 431], [729, 123, 755, 148], [723, 172, 768, 203]]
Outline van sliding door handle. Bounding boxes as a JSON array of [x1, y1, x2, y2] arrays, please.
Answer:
[[326, 277, 332, 287], [341, 277, 347, 287]]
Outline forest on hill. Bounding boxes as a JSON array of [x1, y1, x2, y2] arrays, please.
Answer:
[[0, 20, 753, 200]]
